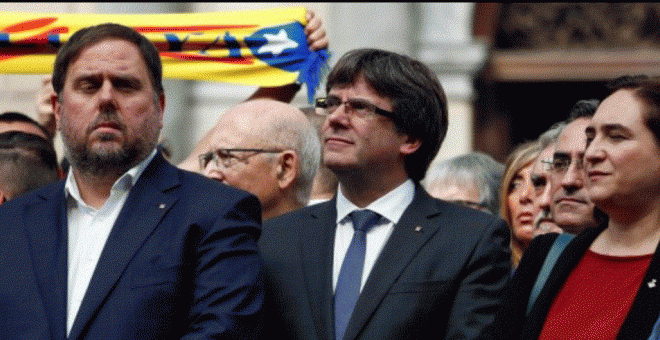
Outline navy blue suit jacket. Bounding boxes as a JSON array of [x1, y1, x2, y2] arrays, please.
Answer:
[[0, 152, 264, 339], [259, 186, 511, 340]]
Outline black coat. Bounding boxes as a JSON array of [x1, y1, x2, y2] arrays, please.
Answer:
[[485, 223, 660, 339]]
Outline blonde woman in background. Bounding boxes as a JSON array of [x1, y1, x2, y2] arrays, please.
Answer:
[[499, 140, 541, 268]]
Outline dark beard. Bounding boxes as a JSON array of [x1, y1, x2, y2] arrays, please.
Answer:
[[61, 107, 156, 179], [65, 137, 147, 178]]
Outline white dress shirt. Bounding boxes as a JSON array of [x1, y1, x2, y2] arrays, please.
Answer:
[[332, 179, 415, 292], [65, 150, 156, 335]]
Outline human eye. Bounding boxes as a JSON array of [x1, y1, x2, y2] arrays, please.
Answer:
[[113, 77, 141, 93], [607, 131, 628, 141], [552, 155, 570, 173], [509, 177, 523, 192], [217, 149, 233, 160], [585, 127, 595, 148], [531, 175, 546, 190], [199, 153, 212, 168], [76, 78, 100, 93], [349, 99, 374, 113], [326, 96, 342, 109], [222, 150, 245, 167]]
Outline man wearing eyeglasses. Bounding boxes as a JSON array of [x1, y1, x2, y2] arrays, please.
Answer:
[[259, 48, 511, 340], [530, 123, 565, 235], [550, 99, 605, 235], [197, 99, 321, 221]]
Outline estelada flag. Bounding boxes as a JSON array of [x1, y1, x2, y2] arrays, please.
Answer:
[[0, 6, 330, 102]]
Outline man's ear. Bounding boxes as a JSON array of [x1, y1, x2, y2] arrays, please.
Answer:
[[156, 93, 166, 129], [400, 135, 422, 156], [51, 93, 61, 131], [0, 189, 8, 205], [275, 150, 299, 190]]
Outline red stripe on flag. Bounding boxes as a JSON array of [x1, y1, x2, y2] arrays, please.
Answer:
[[161, 52, 254, 64], [134, 25, 257, 33], [2, 17, 58, 33]]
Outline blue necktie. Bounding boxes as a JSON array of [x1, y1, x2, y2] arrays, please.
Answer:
[[334, 209, 381, 340]]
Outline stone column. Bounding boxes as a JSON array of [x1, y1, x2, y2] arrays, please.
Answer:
[[415, 3, 488, 164]]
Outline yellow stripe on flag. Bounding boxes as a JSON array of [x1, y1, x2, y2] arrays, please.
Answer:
[[0, 7, 330, 100]]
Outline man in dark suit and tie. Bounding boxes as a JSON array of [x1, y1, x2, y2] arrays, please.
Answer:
[[259, 48, 512, 340], [0, 23, 264, 339]]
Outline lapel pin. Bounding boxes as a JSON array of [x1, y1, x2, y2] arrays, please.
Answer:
[[649, 279, 657, 288], [159, 203, 166, 209], [414, 226, 423, 233]]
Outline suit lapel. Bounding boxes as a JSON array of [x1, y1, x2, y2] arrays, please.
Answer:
[[300, 200, 337, 340], [616, 230, 660, 338], [24, 182, 68, 340], [68, 154, 180, 339], [344, 188, 442, 340], [524, 226, 602, 338]]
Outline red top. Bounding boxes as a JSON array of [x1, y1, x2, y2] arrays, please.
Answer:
[[538, 250, 653, 340]]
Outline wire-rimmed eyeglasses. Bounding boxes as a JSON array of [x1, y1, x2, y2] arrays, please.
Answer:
[[314, 95, 396, 120], [199, 148, 283, 170], [551, 154, 584, 174]]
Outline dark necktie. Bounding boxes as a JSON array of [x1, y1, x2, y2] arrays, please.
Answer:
[[334, 209, 381, 340]]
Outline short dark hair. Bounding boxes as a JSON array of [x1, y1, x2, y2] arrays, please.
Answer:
[[567, 99, 600, 122], [52, 23, 164, 97], [605, 74, 648, 93], [0, 111, 52, 140], [325, 48, 448, 182], [0, 131, 59, 199]]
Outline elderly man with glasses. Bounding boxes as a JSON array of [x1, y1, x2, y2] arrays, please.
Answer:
[[549, 99, 607, 235], [196, 98, 321, 221], [530, 123, 565, 235]]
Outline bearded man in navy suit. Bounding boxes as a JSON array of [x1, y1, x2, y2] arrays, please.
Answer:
[[259, 48, 512, 340], [0, 23, 264, 339]]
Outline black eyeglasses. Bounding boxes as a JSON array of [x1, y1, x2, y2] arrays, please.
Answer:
[[199, 148, 283, 169], [314, 96, 396, 120]]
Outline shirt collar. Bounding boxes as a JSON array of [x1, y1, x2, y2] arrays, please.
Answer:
[[64, 149, 158, 205], [336, 179, 415, 225]]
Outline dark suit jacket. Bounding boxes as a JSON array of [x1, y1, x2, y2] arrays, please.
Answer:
[[0, 152, 265, 340], [486, 224, 660, 339], [259, 186, 511, 340]]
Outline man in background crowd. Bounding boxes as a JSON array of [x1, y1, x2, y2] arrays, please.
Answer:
[[0, 131, 59, 203], [550, 99, 605, 234], [530, 123, 565, 235], [423, 152, 504, 215], [197, 99, 321, 220]]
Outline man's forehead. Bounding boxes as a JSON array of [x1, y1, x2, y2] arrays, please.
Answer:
[[328, 76, 391, 103], [69, 39, 147, 77], [532, 146, 554, 173], [556, 118, 590, 151]]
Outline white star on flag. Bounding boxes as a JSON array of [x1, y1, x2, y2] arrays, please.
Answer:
[[257, 29, 299, 55]]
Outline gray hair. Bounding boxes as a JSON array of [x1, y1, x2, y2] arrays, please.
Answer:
[[423, 152, 505, 215], [257, 108, 321, 206], [538, 121, 566, 150]]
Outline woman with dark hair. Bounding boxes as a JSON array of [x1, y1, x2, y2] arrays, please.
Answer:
[[487, 76, 660, 339]]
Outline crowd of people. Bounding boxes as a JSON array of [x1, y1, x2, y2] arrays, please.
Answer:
[[2, 9, 660, 340]]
